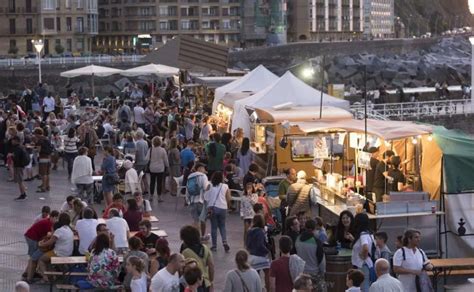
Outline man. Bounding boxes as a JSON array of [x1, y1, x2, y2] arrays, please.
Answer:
[[372, 150, 395, 202], [133, 100, 146, 130], [295, 219, 326, 282], [136, 219, 160, 255], [205, 133, 226, 176], [11, 136, 30, 201], [23, 210, 59, 283], [369, 258, 404, 292], [118, 100, 132, 130], [184, 114, 195, 141], [33, 128, 53, 193], [71, 147, 94, 204], [180, 140, 195, 169], [393, 229, 433, 292], [150, 253, 185, 292], [278, 168, 296, 229], [270, 235, 303, 292], [243, 162, 259, 187], [134, 192, 152, 217], [133, 130, 149, 194], [284, 216, 300, 254], [78, 122, 98, 170], [106, 208, 130, 253], [75, 208, 98, 255], [186, 163, 210, 241], [88, 223, 116, 251], [60, 195, 87, 212], [364, 147, 379, 196], [103, 193, 126, 218], [287, 171, 313, 217], [42, 92, 55, 120]]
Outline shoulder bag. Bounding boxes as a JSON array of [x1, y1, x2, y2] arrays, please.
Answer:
[[206, 185, 223, 219], [234, 269, 250, 292]]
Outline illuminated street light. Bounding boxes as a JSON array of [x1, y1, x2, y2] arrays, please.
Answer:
[[302, 67, 315, 79], [469, 37, 474, 113], [31, 39, 44, 84]]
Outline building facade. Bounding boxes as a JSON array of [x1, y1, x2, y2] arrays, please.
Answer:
[[363, 0, 394, 39], [0, 0, 98, 57], [287, 0, 363, 42], [96, 0, 241, 54]]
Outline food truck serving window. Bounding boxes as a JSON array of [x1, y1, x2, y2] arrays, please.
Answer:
[[290, 137, 315, 161]]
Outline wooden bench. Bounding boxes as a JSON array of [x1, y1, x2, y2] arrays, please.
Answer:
[[56, 284, 124, 291], [428, 269, 474, 277], [44, 271, 88, 277]]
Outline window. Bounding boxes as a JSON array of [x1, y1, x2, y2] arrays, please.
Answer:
[[9, 0, 16, 13], [65, 0, 71, 8], [55, 39, 61, 45], [159, 6, 168, 16], [10, 39, 16, 50], [77, 0, 83, 9], [76, 38, 84, 51], [10, 19, 16, 34], [66, 17, 72, 31], [26, 19, 33, 34], [159, 21, 168, 30], [76, 17, 84, 32], [181, 20, 190, 30], [43, 18, 55, 30], [66, 39, 72, 51], [222, 19, 230, 29], [222, 7, 229, 16], [56, 17, 61, 31], [26, 0, 32, 12], [42, 0, 55, 10], [26, 39, 33, 52]]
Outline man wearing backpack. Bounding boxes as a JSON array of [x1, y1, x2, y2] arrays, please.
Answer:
[[11, 136, 29, 201], [186, 163, 210, 242], [118, 100, 131, 131], [33, 128, 52, 193]]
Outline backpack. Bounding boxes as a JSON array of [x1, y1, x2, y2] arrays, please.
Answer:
[[41, 139, 53, 155], [186, 175, 201, 198], [19, 147, 31, 167], [119, 107, 129, 122]]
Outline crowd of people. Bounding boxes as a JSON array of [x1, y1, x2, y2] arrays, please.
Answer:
[[1, 81, 436, 292]]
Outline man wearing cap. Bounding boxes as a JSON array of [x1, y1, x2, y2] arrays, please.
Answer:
[[186, 163, 210, 241]]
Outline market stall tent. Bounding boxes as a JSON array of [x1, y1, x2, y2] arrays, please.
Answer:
[[213, 65, 278, 113], [60, 65, 123, 97], [231, 71, 350, 136]]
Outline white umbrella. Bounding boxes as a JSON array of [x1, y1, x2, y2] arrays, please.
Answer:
[[121, 63, 179, 77], [60, 65, 123, 97]]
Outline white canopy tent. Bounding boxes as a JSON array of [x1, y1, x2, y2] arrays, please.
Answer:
[[231, 71, 350, 136], [213, 65, 278, 113], [60, 65, 123, 97], [121, 63, 179, 77]]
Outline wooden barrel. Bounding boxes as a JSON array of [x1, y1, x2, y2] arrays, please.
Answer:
[[325, 249, 353, 292]]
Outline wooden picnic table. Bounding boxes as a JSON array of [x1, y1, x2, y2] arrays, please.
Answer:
[[74, 229, 167, 241], [97, 215, 159, 224], [51, 256, 124, 265], [430, 257, 474, 290]]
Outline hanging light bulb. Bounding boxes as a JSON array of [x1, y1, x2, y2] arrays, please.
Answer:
[[412, 137, 418, 144], [384, 140, 391, 147], [427, 135, 433, 142]]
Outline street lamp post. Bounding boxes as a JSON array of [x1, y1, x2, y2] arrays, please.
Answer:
[[470, 37, 474, 113], [32, 39, 44, 84]]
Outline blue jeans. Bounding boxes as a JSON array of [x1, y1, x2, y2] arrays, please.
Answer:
[[210, 207, 227, 247], [361, 264, 372, 292], [63, 152, 77, 177], [75, 280, 94, 290]]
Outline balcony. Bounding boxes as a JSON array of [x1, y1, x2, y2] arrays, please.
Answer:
[[75, 27, 98, 35]]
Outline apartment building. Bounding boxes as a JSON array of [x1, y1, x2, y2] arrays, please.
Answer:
[[0, 0, 98, 56], [363, 0, 394, 39], [96, 0, 241, 53], [287, 0, 363, 42]]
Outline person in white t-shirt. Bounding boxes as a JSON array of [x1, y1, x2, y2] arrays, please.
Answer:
[[126, 256, 148, 292], [106, 208, 130, 252], [150, 253, 185, 292], [133, 101, 146, 129], [199, 116, 213, 142], [75, 208, 99, 255], [186, 163, 210, 239], [38, 213, 74, 282], [351, 213, 375, 291], [60, 196, 88, 213], [203, 171, 231, 252], [393, 229, 433, 292]]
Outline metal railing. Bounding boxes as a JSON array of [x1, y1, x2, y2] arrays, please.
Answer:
[[0, 55, 145, 67], [350, 99, 473, 120]]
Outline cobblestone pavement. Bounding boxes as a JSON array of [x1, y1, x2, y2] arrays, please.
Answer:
[[0, 159, 246, 292]]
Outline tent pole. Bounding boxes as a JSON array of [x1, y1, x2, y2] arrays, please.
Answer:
[[92, 73, 95, 98], [364, 65, 368, 144], [319, 55, 325, 119]]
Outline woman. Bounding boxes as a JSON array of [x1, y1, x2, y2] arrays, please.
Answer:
[[224, 250, 262, 292], [241, 182, 258, 244], [168, 137, 181, 194], [237, 138, 254, 175], [179, 225, 215, 292], [230, 128, 244, 155], [351, 213, 374, 291], [199, 116, 212, 143], [101, 146, 118, 206], [333, 210, 356, 249], [150, 238, 171, 277], [123, 199, 143, 232], [37, 213, 74, 283], [147, 136, 169, 203], [76, 233, 120, 290], [123, 237, 149, 290], [126, 256, 148, 292], [203, 171, 231, 252], [246, 214, 271, 290], [69, 198, 86, 227], [63, 128, 79, 178], [71, 147, 94, 204]]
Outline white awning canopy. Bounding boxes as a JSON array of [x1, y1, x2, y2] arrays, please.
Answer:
[[60, 65, 123, 77], [121, 63, 179, 77]]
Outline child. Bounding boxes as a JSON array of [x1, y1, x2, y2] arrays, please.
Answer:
[[241, 182, 258, 243], [314, 216, 328, 243], [374, 231, 391, 261], [183, 266, 203, 292], [223, 151, 232, 171], [345, 269, 364, 292], [126, 256, 147, 292], [34, 206, 51, 223]]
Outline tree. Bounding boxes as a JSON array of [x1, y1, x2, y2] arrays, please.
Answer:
[[55, 44, 64, 55], [8, 46, 18, 57]]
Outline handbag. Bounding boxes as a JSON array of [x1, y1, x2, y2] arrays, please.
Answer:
[[206, 185, 222, 219], [145, 147, 153, 173], [104, 173, 120, 185], [416, 271, 434, 292]]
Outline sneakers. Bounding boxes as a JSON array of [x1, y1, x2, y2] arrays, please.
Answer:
[[14, 194, 27, 201], [223, 243, 230, 253], [200, 234, 211, 242]]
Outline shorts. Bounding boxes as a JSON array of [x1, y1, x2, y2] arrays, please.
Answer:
[[134, 164, 146, 175], [25, 236, 43, 261], [190, 202, 204, 223], [38, 158, 51, 176], [14, 167, 24, 183]]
